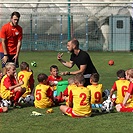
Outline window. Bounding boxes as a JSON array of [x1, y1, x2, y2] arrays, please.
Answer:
[[117, 20, 123, 28]]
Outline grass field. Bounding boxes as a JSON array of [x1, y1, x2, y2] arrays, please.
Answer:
[[0, 51, 133, 133]]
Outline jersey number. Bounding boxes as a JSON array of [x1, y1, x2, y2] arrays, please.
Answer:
[[80, 93, 87, 106], [94, 92, 101, 103], [35, 89, 41, 100], [18, 74, 24, 81], [122, 86, 128, 97]]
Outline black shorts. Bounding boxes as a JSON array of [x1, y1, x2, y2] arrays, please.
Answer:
[[0, 53, 19, 68]]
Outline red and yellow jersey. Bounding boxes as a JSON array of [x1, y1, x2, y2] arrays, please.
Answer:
[[63, 84, 77, 106], [47, 75, 63, 83], [0, 22, 22, 55], [18, 70, 34, 97], [112, 79, 130, 104], [69, 86, 91, 116], [125, 81, 133, 107], [87, 84, 103, 104], [63, 84, 77, 96], [34, 83, 53, 108], [1, 74, 17, 99]]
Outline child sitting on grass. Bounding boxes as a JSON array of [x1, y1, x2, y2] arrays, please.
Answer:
[[18, 61, 35, 98], [34, 73, 54, 108], [60, 73, 92, 118], [0, 62, 26, 108], [116, 68, 133, 112], [47, 65, 63, 90], [87, 73, 103, 105], [63, 76, 77, 105], [110, 69, 130, 105]]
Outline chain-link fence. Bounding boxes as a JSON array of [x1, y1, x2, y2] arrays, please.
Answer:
[[0, 2, 133, 51]]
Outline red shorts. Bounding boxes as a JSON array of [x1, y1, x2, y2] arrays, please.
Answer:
[[66, 107, 85, 118], [119, 103, 133, 112]]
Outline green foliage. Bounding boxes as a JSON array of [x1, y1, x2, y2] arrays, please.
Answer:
[[0, 51, 133, 133]]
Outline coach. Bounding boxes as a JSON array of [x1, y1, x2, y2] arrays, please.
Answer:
[[0, 11, 22, 75], [57, 38, 98, 86]]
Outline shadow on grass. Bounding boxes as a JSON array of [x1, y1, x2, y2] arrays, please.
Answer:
[[91, 109, 117, 117]]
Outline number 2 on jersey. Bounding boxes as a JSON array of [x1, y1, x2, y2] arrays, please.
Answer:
[[80, 93, 87, 106]]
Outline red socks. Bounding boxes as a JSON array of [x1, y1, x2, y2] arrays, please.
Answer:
[[14, 91, 23, 103], [0, 107, 3, 113], [120, 107, 133, 112]]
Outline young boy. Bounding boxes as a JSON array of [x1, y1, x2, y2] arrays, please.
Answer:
[[110, 69, 130, 105], [47, 65, 63, 90], [18, 62, 34, 98], [60, 73, 92, 118], [0, 69, 8, 113], [63, 76, 77, 105], [34, 73, 54, 108], [116, 69, 133, 112], [87, 73, 103, 104], [0, 62, 26, 107]]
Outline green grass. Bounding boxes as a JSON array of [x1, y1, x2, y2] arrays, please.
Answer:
[[0, 51, 133, 133]]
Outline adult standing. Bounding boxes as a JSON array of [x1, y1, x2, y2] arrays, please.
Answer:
[[57, 38, 98, 86], [0, 11, 22, 75]]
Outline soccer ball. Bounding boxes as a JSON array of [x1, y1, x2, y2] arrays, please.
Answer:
[[0, 99, 11, 107], [25, 95, 34, 105], [101, 99, 114, 113], [108, 60, 114, 66], [31, 61, 37, 67]]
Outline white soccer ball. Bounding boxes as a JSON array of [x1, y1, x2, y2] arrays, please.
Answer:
[[101, 99, 114, 113], [0, 99, 11, 107], [25, 95, 34, 105]]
